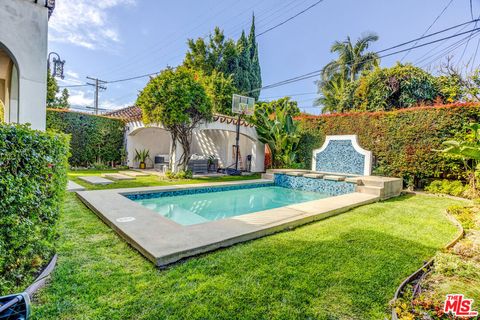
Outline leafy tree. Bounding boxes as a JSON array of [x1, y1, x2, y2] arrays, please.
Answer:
[[183, 15, 262, 102], [316, 74, 347, 113], [437, 59, 480, 103], [316, 33, 379, 112], [255, 97, 300, 117], [57, 89, 70, 109], [136, 67, 212, 172], [47, 69, 59, 108], [253, 101, 300, 168], [46, 69, 70, 109], [196, 70, 236, 115], [438, 123, 480, 197], [321, 33, 379, 83], [235, 31, 252, 96], [184, 27, 238, 77], [248, 14, 262, 100], [348, 63, 440, 111]]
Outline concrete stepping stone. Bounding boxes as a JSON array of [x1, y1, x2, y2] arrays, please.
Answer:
[[119, 171, 150, 177], [102, 173, 135, 181], [345, 177, 362, 184], [78, 176, 113, 185], [286, 172, 304, 177], [303, 173, 325, 179], [323, 175, 346, 181], [67, 180, 86, 192]]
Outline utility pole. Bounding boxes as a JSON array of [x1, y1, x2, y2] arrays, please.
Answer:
[[86, 76, 107, 115]]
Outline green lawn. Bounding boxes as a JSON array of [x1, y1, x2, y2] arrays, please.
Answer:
[[68, 169, 261, 190], [32, 192, 464, 320]]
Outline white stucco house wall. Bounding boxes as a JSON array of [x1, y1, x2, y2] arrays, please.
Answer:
[[0, 0, 53, 130], [107, 106, 266, 173]]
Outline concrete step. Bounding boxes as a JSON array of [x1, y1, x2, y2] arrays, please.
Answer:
[[323, 175, 346, 181], [67, 180, 86, 192], [356, 185, 383, 197], [119, 170, 150, 177], [261, 173, 274, 180], [102, 173, 135, 181], [78, 176, 113, 185]]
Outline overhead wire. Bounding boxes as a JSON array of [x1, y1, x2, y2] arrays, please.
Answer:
[[400, 0, 454, 62]]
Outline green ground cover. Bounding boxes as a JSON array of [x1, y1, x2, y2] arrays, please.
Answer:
[[68, 169, 261, 190], [32, 192, 464, 319]]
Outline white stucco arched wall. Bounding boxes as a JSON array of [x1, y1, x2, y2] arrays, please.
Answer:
[[126, 125, 172, 168], [192, 129, 260, 171], [0, 1, 49, 130], [124, 118, 265, 172]]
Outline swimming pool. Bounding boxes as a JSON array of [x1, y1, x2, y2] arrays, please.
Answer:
[[129, 184, 329, 225]]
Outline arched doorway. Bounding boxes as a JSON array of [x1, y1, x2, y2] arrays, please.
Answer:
[[0, 44, 19, 124]]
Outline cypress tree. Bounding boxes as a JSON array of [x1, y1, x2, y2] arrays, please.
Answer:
[[235, 31, 251, 95], [248, 14, 262, 100]]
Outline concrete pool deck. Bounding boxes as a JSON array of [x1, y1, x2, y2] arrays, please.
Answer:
[[76, 179, 388, 267]]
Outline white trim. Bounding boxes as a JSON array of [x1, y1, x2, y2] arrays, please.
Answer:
[[311, 135, 372, 176]]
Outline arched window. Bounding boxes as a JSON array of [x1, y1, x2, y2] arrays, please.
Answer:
[[0, 44, 19, 124]]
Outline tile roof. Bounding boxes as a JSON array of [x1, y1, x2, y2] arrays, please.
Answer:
[[105, 106, 254, 127]]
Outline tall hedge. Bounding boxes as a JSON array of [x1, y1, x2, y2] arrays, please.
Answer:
[[0, 124, 70, 294], [296, 103, 480, 187], [46, 109, 125, 167]]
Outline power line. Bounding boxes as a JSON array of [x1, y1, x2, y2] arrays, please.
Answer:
[[417, 30, 480, 67], [86, 77, 107, 115], [245, 24, 480, 94], [256, 0, 325, 37], [457, 12, 480, 65], [400, 0, 454, 61], [61, 20, 480, 101]]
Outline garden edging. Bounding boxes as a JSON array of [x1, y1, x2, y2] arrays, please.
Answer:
[[390, 205, 465, 320]]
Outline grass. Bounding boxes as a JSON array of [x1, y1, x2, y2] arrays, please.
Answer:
[[68, 169, 261, 190], [32, 193, 464, 320]]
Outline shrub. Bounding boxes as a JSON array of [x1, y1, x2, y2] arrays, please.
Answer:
[[425, 180, 467, 197], [296, 103, 480, 188], [447, 205, 477, 229], [0, 124, 69, 294], [165, 169, 193, 179], [46, 109, 125, 167]]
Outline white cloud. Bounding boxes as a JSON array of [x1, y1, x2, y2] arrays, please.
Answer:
[[102, 100, 133, 111], [68, 89, 94, 107], [58, 69, 83, 86], [49, 0, 135, 49]]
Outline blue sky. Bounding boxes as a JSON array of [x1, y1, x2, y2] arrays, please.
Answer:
[[48, 0, 480, 114]]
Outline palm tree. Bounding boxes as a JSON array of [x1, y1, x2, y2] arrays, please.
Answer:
[[315, 73, 346, 113], [321, 33, 380, 83]]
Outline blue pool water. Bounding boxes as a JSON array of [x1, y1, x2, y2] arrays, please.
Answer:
[[130, 185, 329, 225]]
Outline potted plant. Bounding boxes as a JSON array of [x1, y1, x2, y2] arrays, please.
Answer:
[[207, 155, 216, 172], [134, 149, 150, 169]]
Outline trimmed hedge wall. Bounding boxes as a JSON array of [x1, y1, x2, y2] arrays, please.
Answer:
[[296, 103, 480, 187], [0, 124, 69, 294], [46, 109, 125, 167]]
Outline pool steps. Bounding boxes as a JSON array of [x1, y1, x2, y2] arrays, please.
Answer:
[[262, 169, 403, 201]]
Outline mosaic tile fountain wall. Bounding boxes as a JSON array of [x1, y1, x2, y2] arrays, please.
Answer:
[[315, 140, 365, 175], [274, 174, 355, 196]]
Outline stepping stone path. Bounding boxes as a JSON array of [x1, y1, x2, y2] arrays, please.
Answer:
[[118, 171, 150, 177], [67, 180, 86, 192], [102, 173, 135, 181], [78, 176, 113, 185]]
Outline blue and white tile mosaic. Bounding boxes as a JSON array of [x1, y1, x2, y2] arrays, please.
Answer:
[[315, 140, 365, 175], [125, 182, 274, 200], [274, 174, 355, 196]]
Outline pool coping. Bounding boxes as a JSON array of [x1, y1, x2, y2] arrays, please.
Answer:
[[76, 179, 380, 267]]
